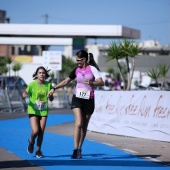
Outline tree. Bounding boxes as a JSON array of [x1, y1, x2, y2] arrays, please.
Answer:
[[5, 56, 13, 77], [60, 56, 77, 79], [107, 67, 115, 78], [0, 57, 8, 87], [0, 57, 7, 74], [12, 63, 23, 77], [147, 68, 160, 84], [106, 38, 141, 90], [158, 64, 170, 90], [106, 41, 126, 89], [123, 40, 141, 90], [147, 64, 169, 90]]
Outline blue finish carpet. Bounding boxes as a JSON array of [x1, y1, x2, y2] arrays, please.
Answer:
[[0, 114, 169, 170]]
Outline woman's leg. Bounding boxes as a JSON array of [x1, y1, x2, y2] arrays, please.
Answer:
[[72, 108, 83, 149], [36, 116, 47, 152], [27, 116, 40, 154], [78, 114, 91, 149], [29, 116, 40, 144]]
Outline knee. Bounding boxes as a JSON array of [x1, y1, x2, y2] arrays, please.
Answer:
[[75, 122, 81, 129], [32, 129, 39, 135]]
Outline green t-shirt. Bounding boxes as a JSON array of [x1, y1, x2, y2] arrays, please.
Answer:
[[26, 80, 52, 116]]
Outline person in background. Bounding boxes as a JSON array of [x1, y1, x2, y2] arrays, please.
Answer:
[[47, 49, 104, 159], [115, 74, 122, 90], [22, 66, 54, 158], [104, 75, 113, 90]]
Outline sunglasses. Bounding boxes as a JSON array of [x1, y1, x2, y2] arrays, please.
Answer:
[[76, 58, 84, 62]]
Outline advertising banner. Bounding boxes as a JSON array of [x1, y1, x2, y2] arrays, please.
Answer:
[[88, 91, 170, 142]]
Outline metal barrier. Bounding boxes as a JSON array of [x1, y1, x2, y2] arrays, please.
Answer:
[[7, 89, 26, 112], [0, 87, 73, 113], [0, 88, 26, 113], [0, 88, 12, 113], [48, 87, 73, 109]]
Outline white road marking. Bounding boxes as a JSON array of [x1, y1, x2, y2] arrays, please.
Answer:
[[145, 157, 162, 162], [102, 142, 116, 147], [149, 158, 162, 162], [123, 149, 138, 153]]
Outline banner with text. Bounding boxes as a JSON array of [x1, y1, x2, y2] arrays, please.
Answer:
[[88, 91, 170, 142], [42, 51, 62, 71]]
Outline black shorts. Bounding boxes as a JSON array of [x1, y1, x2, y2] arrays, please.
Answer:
[[71, 95, 95, 115], [28, 114, 47, 120]]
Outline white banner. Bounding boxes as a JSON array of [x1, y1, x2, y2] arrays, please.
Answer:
[[42, 51, 62, 70], [88, 91, 170, 142]]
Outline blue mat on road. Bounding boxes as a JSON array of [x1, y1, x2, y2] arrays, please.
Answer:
[[0, 114, 169, 170]]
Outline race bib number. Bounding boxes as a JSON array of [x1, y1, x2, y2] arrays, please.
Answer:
[[76, 88, 90, 99], [34, 100, 47, 110]]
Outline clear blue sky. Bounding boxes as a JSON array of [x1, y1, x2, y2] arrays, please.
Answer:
[[1, 0, 170, 45]]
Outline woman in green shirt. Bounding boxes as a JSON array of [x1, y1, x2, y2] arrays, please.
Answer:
[[22, 66, 53, 158]]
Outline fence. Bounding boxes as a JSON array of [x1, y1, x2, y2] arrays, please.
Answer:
[[48, 87, 73, 109], [0, 87, 72, 113], [0, 88, 25, 113]]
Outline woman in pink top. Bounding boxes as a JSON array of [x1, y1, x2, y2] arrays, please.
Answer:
[[48, 50, 104, 159]]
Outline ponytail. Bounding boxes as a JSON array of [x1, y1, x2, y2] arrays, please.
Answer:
[[76, 50, 100, 71], [88, 53, 100, 71]]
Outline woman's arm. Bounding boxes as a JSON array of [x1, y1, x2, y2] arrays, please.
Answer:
[[84, 77, 104, 86], [22, 91, 29, 99], [92, 77, 104, 86], [47, 77, 72, 97]]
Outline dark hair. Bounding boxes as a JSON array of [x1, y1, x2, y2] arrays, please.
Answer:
[[76, 50, 100, 71], [32, 66, 50, 80]]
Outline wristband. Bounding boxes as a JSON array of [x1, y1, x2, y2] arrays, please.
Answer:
[[52, 87, 56, 91]]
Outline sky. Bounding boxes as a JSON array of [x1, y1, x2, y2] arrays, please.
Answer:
[[0, 0, 170, 46]]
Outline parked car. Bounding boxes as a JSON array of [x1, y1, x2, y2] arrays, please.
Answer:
[[0, 76, 27, 93]]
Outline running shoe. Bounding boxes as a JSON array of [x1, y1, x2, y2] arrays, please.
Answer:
[[27, 140, 34, 154], [71, 149, 82, 159], [77, 149, 82, 159], [36, 150, 44, 158]]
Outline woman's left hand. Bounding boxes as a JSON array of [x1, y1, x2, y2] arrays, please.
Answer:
[[83, 79, 91, 85]]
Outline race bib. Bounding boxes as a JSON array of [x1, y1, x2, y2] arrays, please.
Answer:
[[76, 88, 90, 99], [34, 100, 47, 110]]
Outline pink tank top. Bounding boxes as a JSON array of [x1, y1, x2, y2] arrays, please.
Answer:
[[74, 66, 95, 98]]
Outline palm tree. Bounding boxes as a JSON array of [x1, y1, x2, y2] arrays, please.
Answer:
[[158, 64, 169, 90], [106, 39, 141, 90], [147, 68, 160, 85], [106, 41, 126, 90], [124, 42, 142, 90]]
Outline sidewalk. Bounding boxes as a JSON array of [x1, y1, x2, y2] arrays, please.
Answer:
[[0, 109, 170, 170]]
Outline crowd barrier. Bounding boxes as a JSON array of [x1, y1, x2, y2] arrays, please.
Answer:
[[48, 88, 72, 109], [0, 87, 72, 113], [0, 89, 25, 113], [88, 90, 170, 142]]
